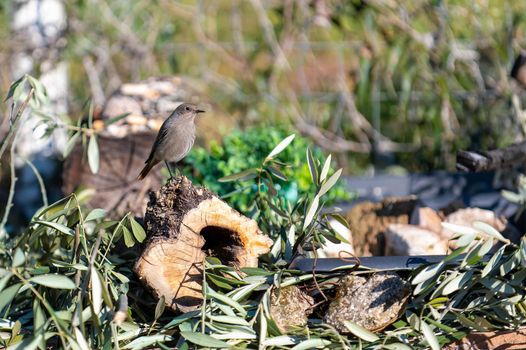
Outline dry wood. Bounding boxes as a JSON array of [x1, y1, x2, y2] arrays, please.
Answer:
[[456, 142, 526, 172], [62, 132, 163, 217], [135, 176, 272, 312]]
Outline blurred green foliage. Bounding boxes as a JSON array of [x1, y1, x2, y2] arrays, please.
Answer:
[[183, 125, 351, 212]]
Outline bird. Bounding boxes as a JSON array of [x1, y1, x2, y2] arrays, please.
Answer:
[[138, 103, 205, 180]]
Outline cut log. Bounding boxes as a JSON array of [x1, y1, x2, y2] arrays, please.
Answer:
[[135, 176, 273, 312]]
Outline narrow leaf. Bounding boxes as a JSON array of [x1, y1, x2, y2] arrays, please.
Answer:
[[180, 331, 230, 348], [290, 338, 331, 350], [303, 195, 319, 229], [421, 321, 440, 350], [33, 220, 74, 235], [88, 135, 99, 174], [319, 168, 342, 197], [320, 155, 332, 182], [344, 320, 379, 342], [218, 168, 258, 183], [29, 274, 76, 289], [306, 148, 318, 184], [266, 134, 295, 160]]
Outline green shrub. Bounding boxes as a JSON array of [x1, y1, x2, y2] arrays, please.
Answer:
[[183, 125, 352, 212]]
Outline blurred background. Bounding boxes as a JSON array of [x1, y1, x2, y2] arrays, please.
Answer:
[[2, 0, 526, 233]]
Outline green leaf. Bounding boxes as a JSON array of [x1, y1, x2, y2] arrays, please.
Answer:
[[421, 321, 440, 350], [218, 168, 258, 183], [209, 315, 250, 326], [105, 112, 130, 126], [303, 195, 319, 229], [319, 168, 342, 197], [263, 336, 300, 346], [412, 262, 444, 285], [441, 222, 478, 236], [442, 270, 474, 295], [122, 226, 135, 248], [0, 272, 13, 293], [29, 274, 76, 289], [180, 331, 230, 348], [482, 245, 506, 277], [129, 217, 146, 243], [88, 135, 99, 174], [162, 310, 200, 330], [473, 221, 509, 243], [4, 76, 25, 102], [155, 295, 166, 320], [344, 320, 379, 342], [0, 283, 22, 312], [290, 338, 331, 350], [63, 132, 80, 158], [266, 134, 295, 160], [383, 343, 413, 350], [12, 248, 25, 267], [320, 154, 332, 182], [32, 220, 74, 235], [123, 334, 173, 350], [91, 269, 103, 314], [306, 148, 318, 184], [85, 208, 106, 222], [330, 213, 350, 229]]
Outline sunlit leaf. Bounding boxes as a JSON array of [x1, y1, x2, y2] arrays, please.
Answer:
[[319, 169, 342, 197], [344, 320, 379, 342], [306, 148, 318, 184], [266, 134, 295, 160], [91, 269, 103, 314], [85, 208, 106, 222], [320, 154, 332, 182], [290, 338, 331, 350], [0, 283, 22, 312], [421, 321, 440, 350], [180, 331, 230, 348], [303, 195, 319, 229], [473, 221, 509, 243], [412, 262, 444, 285], [33, 220, 74, 236], [29, 274, 76, 289], [442, 270, 474, 295], [88, 135, 99, 174], [123, 334, 173, 350], [12, 248, 25, 267]]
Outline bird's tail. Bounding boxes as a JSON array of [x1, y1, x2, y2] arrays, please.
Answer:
[[137, 159, 159, 180]]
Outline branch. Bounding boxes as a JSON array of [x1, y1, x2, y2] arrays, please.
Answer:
[[456, 142, 526, 172]]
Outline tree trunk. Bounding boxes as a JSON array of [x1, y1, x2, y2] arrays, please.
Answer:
[[135, 176, 272, 312]]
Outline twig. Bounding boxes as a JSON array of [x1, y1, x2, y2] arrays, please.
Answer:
[[0, 89, 34, 163], [82, 56, 106, 109], [23, 158, 48, 207]]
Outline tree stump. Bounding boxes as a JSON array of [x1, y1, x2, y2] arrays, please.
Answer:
[[135, 176, 272, 312]]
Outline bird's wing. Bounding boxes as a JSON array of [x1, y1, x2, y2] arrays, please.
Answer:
[[145, 121, 170, 163]]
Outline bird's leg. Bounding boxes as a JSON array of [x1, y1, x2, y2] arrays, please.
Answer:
[[164, 160, 175, 179]]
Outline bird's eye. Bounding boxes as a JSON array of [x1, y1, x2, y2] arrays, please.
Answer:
[[185, 106, 190, 111]]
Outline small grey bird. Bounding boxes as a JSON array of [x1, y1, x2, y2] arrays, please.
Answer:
[[138, 103, 205, 180]]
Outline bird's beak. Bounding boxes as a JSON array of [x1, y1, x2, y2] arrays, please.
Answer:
[[196, 109, 206, 114]]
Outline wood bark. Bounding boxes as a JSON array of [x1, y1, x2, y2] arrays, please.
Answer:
[[456, 142, 526, 172], [62, 132, 163, 217], [135, 176, 272, 312]]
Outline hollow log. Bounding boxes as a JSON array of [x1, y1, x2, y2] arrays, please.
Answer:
[[135, 176, 272, 312]]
